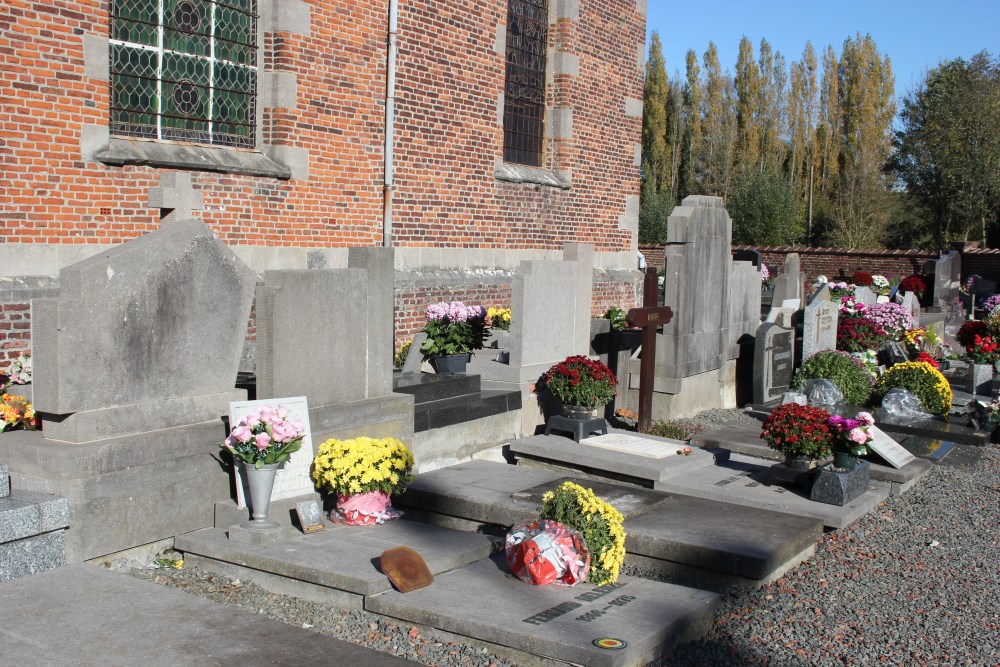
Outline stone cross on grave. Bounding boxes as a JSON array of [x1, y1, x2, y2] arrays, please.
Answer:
[[147, 172, 204, 223], [628, 268, 673, 433]]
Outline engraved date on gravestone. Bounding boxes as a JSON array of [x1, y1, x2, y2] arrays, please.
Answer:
[[576, 595, 638, 622], [521, 582, 628, 625]]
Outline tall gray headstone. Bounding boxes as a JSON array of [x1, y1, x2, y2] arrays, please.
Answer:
[[933, 251, 960, 309], [33, 219, 255, 442], [753, 321, 796, 404], [772, 253, 803, 307], [656, 195, 732, 393], [809, 283, 831, 305], [802, 299, 839, 361], [855, 286, 877, 307], [902, 292, 921, 325]]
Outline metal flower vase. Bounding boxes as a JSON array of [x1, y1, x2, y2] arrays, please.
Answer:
[[239, 460, 282, 530], [832, 451, 859, 471]]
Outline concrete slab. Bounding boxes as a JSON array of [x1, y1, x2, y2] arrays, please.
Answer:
[[366, 555, 720, 667], [510, 431, 716, 487], [693, 426, 933, 495], [175, 517, 494, 597], [656, 453, 891, 530], [0, 563, 415, 666], [397, 461, 823, 586]]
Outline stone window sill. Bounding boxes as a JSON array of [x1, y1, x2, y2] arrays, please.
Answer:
[[495, 162, 571, 190], [95, 137, 292, 179]]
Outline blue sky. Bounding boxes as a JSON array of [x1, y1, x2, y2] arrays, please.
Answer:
[[645, 0, 1000, 97]]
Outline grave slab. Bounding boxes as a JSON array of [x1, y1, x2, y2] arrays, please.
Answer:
[[175, 517, 494, 598], [0, 563, 416, 666], [509, 432, 716, 488], [365, 555, 720, 667], [692, 425, 933, 495], [397, 461, 823, 586], [655, 453, 890, 530]]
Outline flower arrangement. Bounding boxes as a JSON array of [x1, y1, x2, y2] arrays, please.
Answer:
[[312, 436, 414, 497], [837, 317, 887, 353], [603, 307, 628, 331], [487, 306, 511, 331], [419, 301, 489, 357], [541, 355, 617, 408], [540, 481, 626, 585], [1, 393, 39, 432], [793, 350, 875, 406], [760, 402, 833, 459], [838, 294, 869, 317], [982, 294, 1000, 314], [760, 264, 772, 284], [393, 340, 412, 369], [904, 326, 950, 361], [985, 309, 1000, 341], [871, 274, 890, 296], [3, 352, 31, 390], [827, 411, 875, 456], [827, 281, 854, 299], [221, 405, 306, 468], [899, 275, 927, 297], [960, 276, 976, 295], [956, 320, 989, 349], [916, 351, 940, 368], [874, 361, 952, 416], [851, 271, 874, 287], [965, 334, 999, 364], [862, 302, 915, 340]]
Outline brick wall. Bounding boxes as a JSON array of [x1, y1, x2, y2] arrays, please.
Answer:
[[0, 304, 30, 365], [638, 244, 665, 271], [731, 246, 939, 283]]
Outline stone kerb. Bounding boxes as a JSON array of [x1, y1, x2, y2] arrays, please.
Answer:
[[655, 195, 731, 393], [32, 219, 255, 443]]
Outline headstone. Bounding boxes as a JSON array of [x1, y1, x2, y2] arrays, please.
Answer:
[[901, 292, 921, 324], [772, 253, 803, 306], [879, 341, 909, 367], [809, 283, 831, 305], [229, 396, 314, 508], [933, 251, 960, 309], [855, 286, 877, 307], [752, 321, 795, 404], [866, 427, 917, 469], [801, 299, 839, 361], [729, 260, 762, 347], [401, 333, 428, 373], [32, 219, 255, 442]]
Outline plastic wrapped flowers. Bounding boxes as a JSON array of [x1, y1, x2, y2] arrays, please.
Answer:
[[505, 519, 590, 586]]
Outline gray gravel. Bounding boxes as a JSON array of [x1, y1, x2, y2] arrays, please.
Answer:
[[118, 411, 998, 667]]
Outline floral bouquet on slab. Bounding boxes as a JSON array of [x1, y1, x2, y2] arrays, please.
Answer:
[[221, 405, 306, 469], [1, 393, 39, 433], [827, 411, 875, 471], [311, 436, 414, 526]]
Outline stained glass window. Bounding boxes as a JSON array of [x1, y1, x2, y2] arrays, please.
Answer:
[[109, 0, 258, 149], [503, 0, 548, 166]]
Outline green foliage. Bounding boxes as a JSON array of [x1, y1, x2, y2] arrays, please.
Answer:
[[419, 318, 488, 357], [604, 307, 627, 331], [638, 179, 673, 244], [393, 340, 411, 369], [793, 350, 874, 405], [729, 169, 804, 245], [643, 419, 707, 441]]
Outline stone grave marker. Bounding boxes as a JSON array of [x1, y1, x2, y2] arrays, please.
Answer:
[[579, 433, 690, 459], [401, 332, 427, 373], [801, 299, 839, 361], [772, 253, 803, 307], [229, 396, 314, 508], [379, 546, 434, 593], [752, 321, 795, 404], [809, 283, 831, 304], [901, 292, 921, 323], [867, 426, 917, 469], [855, 286, 877, 306], [933, 251, 960, 309]]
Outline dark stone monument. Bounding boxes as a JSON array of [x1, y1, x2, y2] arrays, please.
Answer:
[[752, 321, 795, 405], [810, 461, 871, 506]]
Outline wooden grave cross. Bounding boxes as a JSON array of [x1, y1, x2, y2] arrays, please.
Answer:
[[627, 299, 672, 433]]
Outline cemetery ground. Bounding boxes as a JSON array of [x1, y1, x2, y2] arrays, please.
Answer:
[[105, 408, 998, 667]]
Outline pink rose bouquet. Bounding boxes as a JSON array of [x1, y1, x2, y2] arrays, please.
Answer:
[[827, 411, 874, 456], [222, 405, 306, 468]]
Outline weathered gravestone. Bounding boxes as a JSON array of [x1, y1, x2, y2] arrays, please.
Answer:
[[809, 283, 831, 305], [771, 253, 803, 307], [801, 299, 839, 361], [753, 319, 796, 405], [933, 250, 961, 309], [901, 292, 921, 324], [855, 286, 877, 307], [12, 219, 255, 560]]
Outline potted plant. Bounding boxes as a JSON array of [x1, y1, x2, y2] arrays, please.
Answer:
[[871, 274, 890, 297], [837, 317, 888, 353], [419, 301, 488, 374], [827, 411, 875, 471], [539, 481, 626, 585], [760, 402, 834, 469], [311, 436, 414, 525], [899, 275, 927, 301], [963, 332, 998, 395], [850, 271, 873, 287], [793, 350, 875, 406], [873, 361, 953, 417], [221, 405, 306, 529], [487, 306, 511, 331], [541, 355, 618, 418]]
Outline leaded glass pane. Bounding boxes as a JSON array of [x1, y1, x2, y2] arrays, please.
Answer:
[[503, 0, 549, 166], [110, 0, 258, 148]]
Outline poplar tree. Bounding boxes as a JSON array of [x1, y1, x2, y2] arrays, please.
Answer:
[[700, 42, 736, 198], [677, 49, 702, 199], [639, 32, 674, 243], [787, 43, 818, 197], [734, 37, 762, 171]]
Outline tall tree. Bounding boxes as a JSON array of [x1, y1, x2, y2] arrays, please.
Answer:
[[816, 45, 841, 195], [678, 49, 702, 199], [892, 52, 1000, 246], [639, 32, 674, 243], [787, 42, 818, 197], [733, 37, 762, 171], [700, 42, 736, 197], [757, 39, 786, 175]]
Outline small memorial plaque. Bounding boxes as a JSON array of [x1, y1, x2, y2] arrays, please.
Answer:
[[380, 546, 434, 593], [867, 426, 917, 469], [295, 499, 325, 533], [580, 433, 689, 459]]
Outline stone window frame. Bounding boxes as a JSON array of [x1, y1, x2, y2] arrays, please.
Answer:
[[85, 0, 310, 180], [494, 0, 575, 191]]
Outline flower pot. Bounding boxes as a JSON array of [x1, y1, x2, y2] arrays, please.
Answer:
[[562, 404, 595, 420], [967, 363, 993, 396], [431, 353, 470, 374], [333, 490, 397, 526], [238, 460, 282, 530], [784, 454, 816, 471], [832, 451, 859, 471]]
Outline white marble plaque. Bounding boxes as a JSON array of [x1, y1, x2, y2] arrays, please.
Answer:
[[229, 396, 314, 508], [867, 426, 917, 469], [580, 433, 688, 459]]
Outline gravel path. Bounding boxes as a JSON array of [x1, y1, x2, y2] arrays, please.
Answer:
[[117, 411, 998, 666]]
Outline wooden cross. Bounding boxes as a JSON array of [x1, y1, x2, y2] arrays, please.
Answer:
[[627, 268, 672, 433]]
